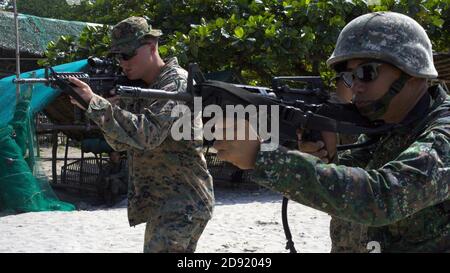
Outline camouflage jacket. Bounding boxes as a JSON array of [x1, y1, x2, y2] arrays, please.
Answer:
[[253, 85, 450, 252], [85, 58, 214, 226]]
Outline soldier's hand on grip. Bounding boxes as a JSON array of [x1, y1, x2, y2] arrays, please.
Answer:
[[297, 129, 337, 163]]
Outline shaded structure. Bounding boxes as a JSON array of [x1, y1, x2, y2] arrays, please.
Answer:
[[435, 52, 450, 84], [0, 11, 107, 198], [0, 11, 100, 78]]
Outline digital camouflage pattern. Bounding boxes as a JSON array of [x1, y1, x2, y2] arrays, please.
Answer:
[[110, 16, 163, 55], [85, 57, 214, 252], [143, 199, 210, 252], [253, 85, 450, 252], [98, 157, 128, 205], [327, 12, 438, 79]]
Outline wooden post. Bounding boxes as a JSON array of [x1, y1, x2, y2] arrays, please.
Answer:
[[13, 0, 21, 101], [51, 130, 58, 183], [63, 136, 69, 184]]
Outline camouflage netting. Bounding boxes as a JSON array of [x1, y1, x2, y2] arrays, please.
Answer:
[[0, 61, 89, 214], [0, 11, 101, 79], [0, 11, 98, 56]]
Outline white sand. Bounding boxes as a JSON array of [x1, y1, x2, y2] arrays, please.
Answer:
[[0, 188, 331, 253], [0, 146, 331, 253]]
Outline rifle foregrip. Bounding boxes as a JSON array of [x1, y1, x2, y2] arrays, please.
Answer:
[[115, 86, 141, 97], [12, 72, 90, 86], [116, 85, 192, 102]]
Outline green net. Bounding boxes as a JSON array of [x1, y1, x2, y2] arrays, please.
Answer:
[[0, 11, 94, 56], [0, 60, 88, 214]]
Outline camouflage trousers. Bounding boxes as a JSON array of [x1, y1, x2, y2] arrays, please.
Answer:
[[143, 210, 210, 253]]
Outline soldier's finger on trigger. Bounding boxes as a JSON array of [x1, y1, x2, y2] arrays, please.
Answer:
[[317, 149, 328, 158], [310, 149, 327, 159], [298, 142, 314, 153], [316, 141, 325, 150], [299, 141, 324, 153]]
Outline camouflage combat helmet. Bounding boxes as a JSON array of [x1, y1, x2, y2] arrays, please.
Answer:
[[110, 16, 163, 55], [327, 12, 438, 79]]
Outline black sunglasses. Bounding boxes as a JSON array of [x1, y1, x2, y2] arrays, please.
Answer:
[[114, 43, 155, 62], [337, 62, 383, 88], [114, 51, 137, 62]]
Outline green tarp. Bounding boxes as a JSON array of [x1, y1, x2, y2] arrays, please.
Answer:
[[0, 11, 99, 56], [0, 60, 88, 214]]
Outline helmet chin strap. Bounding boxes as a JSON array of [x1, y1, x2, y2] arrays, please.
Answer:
[[356, 73, 410, 121]]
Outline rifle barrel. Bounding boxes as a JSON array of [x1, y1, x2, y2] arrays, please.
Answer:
[[116, 85, 193, 102], [13, 76, 118, 85], [13, 78, 50, 84]]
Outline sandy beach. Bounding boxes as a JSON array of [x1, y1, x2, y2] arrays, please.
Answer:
[[0, 188, 331, 253], [0, 147, 331, 253]]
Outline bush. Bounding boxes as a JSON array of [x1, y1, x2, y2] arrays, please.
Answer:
[[36, 0, 449, 86]]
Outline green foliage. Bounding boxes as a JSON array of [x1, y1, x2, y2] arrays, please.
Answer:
[[2, 0, 73, 19], [38, 25, 111, 67], [35, 0, 449, 86]]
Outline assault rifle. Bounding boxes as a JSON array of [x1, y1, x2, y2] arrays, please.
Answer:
[[13, 58, 395, 146], [13, 57, 145, 109]]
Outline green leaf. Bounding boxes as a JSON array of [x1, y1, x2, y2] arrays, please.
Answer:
[[216, 18, 225, 28], [198, 25, 209, 38], [159, 45, 168, 57], [431, 17, 444, 28], [329, 15, 345, 27], [264, 26, 276, 38], [234, 26, 245, 39]]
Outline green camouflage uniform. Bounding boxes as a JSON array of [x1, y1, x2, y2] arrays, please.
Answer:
[[253, 85, 449, 253], [254, 12, 449, 252], [85, 17, 214, 252]]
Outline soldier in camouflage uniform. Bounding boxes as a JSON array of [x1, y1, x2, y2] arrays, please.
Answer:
[[69, 17, 214, 252], [215, 12, 449, 252]]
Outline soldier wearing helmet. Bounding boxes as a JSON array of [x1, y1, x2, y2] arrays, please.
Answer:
[[69, 17, 214, 253], [214, 12, 449, 252]]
